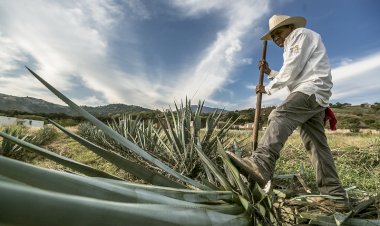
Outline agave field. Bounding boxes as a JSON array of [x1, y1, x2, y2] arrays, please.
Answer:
[[0, 67, 379, 226]]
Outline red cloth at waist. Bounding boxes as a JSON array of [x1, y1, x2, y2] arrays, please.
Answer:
[[324, 107, 337, 130]]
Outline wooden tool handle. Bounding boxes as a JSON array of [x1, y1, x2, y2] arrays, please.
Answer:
[[252, 40, 267, 151]]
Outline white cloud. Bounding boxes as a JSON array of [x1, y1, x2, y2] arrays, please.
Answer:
[[0, 0, 135, 105], [339, 58, 353, 66], [169, 0, 269, 104], [0, 0, 269, 109], [0, 0, 116, 92], [0, 74, 63, 104], [169, 0, 227, 17], [0, 36, 27, 72], [72, 96, 106, 107], [331, 52, 380, 104]]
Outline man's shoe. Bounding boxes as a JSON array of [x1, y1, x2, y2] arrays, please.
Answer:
[[226, 151, 270, 188], [306, 196, 351, 212]]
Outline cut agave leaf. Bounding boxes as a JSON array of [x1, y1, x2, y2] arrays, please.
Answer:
[[96, 177, 236, 203], [0, 180, 251, 226], [0, 156, 241, 214], [0, 131, 120, 180]]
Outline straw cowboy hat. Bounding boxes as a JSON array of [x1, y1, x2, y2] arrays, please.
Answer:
[[261, 15, 306, 40]]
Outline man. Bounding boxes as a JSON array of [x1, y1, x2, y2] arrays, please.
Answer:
[[228, 15, 350, 210]]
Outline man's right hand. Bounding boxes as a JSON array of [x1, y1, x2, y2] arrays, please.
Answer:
[[258, 60, 271, 75]]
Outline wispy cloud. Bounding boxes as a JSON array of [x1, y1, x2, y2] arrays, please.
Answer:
[[0, 0, 269, 109], [331, 51, 380, 104], [169, 0, 269, 103], [0, 0, 122, 104]]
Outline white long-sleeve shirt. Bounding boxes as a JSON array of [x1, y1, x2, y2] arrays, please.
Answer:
[[265, 28, 333, 107]]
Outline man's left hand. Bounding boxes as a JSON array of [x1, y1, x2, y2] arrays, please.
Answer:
[[256, 84, 266, 94]]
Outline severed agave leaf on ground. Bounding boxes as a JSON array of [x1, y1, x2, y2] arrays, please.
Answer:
[[0, 156, 251, 225], [96, 177, 236, 203], [0, 182, 251, 226], [0, 131, 120, 180], [0, 156, 243, 212]]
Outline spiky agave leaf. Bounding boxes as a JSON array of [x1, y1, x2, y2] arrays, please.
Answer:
[[215, 140, 279, 225], [0, 157, 250, 225], [216, 138, 250, 200], [194, 142, 233, 191], [157, 108, 185, 163], [49, 119, 186, 188], [193, 100, 204, 141], [154, 99, 229, 179], [103, 115, 166, 161], [25, 67, 209, 190], [1, 126, 29, 155], [204, 116, 240, 154], [251, 183, 278, 225], [0, 180, 251, 226], [0, 174, 26, 185], [0, 156, 243, 214], [0, 131, 120, 180], [96, 177, 236, 203], [153, 101, 199, 177]]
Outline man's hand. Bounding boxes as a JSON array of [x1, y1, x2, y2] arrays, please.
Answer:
[[256, 84, 266, 94], [258, 60, 271, 75]]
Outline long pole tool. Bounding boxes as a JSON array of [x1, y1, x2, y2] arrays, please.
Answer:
[[252, 40, 267, 151]]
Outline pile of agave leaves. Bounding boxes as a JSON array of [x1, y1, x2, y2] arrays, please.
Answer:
[[0, 67, 378, 226]]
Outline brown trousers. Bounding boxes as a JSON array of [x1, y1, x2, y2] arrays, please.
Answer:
[[253, 92, 346, 197]]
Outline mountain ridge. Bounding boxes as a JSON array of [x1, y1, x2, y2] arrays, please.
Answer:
[[0, 93, 226, 117], [0, 93, 152, 117]]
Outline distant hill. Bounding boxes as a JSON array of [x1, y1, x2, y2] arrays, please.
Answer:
[[0, 93, 152, 117], [190, 105, 228, 113], [82, 104, 152, 117], [0, 93, 75, 116]]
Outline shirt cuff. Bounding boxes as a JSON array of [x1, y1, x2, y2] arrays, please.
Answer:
[[264, 86, 272, 95], [267, 70, 278, 80]]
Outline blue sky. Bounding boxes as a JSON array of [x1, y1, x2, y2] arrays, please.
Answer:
[[0, 0, 379, 110]]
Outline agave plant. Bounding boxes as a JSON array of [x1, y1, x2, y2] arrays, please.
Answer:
[[1, 125, 57, 156], [155, 99, 239, 180], [78, 114, 164, 156], [1, 126, 28, 155], [0, 67, 279, 226], [77, 114, 170, 170], [78, 98, 239, 181]]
